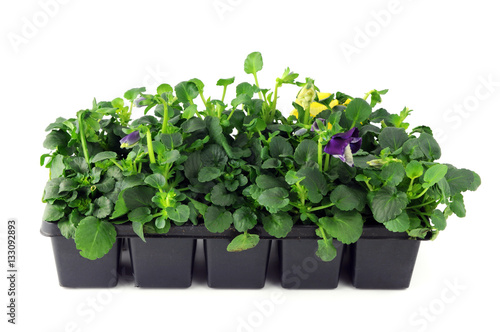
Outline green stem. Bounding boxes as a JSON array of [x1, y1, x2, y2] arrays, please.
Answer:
[[146, 129, 156, 164], [221, 86, 228, 103], [324, 154, 330, 172], [308, 202, 335, 213], [408, 200, 435, 209], [161, 100, 170, 134], [252, 72, 264, 101], [226, 108, 236, 121], [110, 159, 124, 171], [317, 137, 323, 171], [199, 92, 207, 108], [77, 112, 91, 167], [413, 187, 429, 200], [303, 104, 311, 124]]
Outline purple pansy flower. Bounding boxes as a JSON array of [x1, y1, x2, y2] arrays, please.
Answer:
[[323, 127, 362, 167], [120, 131, 140, 149]]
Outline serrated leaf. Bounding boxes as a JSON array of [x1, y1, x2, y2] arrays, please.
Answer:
[[418, 133, 441, 160], [75, 217, 116, 260], [383, 211, 410, 232], [379, 127, 408, 152], [257, 187, 289, 213], [211, 183, 236, 206], [369, 187, 408, 222], [294, 139, 318, 165], [166, 205, 190, 223], [319, 210, 363, 244], [128, 207, 153, 224], [198, 167, 223, 182], [450, 194, 466, 218], [233, 207, 257, 232], [43, 203, 65, 221], [93, 196, 113, 219], [316, 239, 337, 262], [175, 81, 199, 104], [269, 136, 293, 158], [58, 218, 76, 239], [91, 151, 117, 163], [204, 206, 233, 233], [330, 185, 366, 211], [445, 168, 475, 196], [381, 162, 405, 187], [262, 212, 292, 238], [344, 98, 372, 126], [431, 209, 447, 230], [227, 233, 260, 252]]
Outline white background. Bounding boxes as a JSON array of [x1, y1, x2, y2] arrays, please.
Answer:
[[1, 0, 499, 331]]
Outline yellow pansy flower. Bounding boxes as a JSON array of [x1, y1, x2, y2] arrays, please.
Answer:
[[291, 92, 342, 118]]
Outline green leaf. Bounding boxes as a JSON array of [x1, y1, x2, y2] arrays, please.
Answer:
[[406, 160, 424, 179], [91, 151, 117, 163], [200, 144, 228, 168], [258, 187, 290, 213], [216, 77, 235, 87], [233, 207, 258, 232], [58, 178, 79, 194], [204, 206, 233, 233], [255, 174, 288, 190], [75, 217, 117, 260], [380, 162, 405, 187], [198, 167, 223, 182], [469, 171, 481, 191], [296, 167, 327, 204], [164, 150, 180, 164], [378, 127, 408, 152], [445, 168, 475, 196], [132, 221, 146, 242], [181, 117, 206, 133], [210, 183, 237, 206], [294, 139, 318, 165], [262, 212, 293, 238], [155, 216, 171, 234], [431, 209, 447, 230], [124, 87, 146, 101], [418, 133, 441, 160], [93, 196, 113, 219], [175, 81, 199, 104], [369, 187, 408, 222], [122, 186, 155, 210], [188, 198, 208, 217], [316, 239, 337, 262], [262, 158, 281, 169], [423, 164, 448, 188], [43, 130, 70, 150], [50, 154, 65, 178], [157, 83, 173, 95], [58, 218, 76, 239], [227, 233, 260, 252], [68, 157, 89, 174], [128, 207, 153, 224], [330, 185, 366, 211], [166, 205, 190, 223], [244, 51, 263, 74], [269, 136, 293, 158], [285, 170, 305, 185], [43, 203, 65, 221], [144, 174, 166, 189], [383, 211, 410, 232], [319, 211, 363, 244], [450, 194, 466, 217], [344, 98, 372, 126], [160, 132, 183, 148]]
